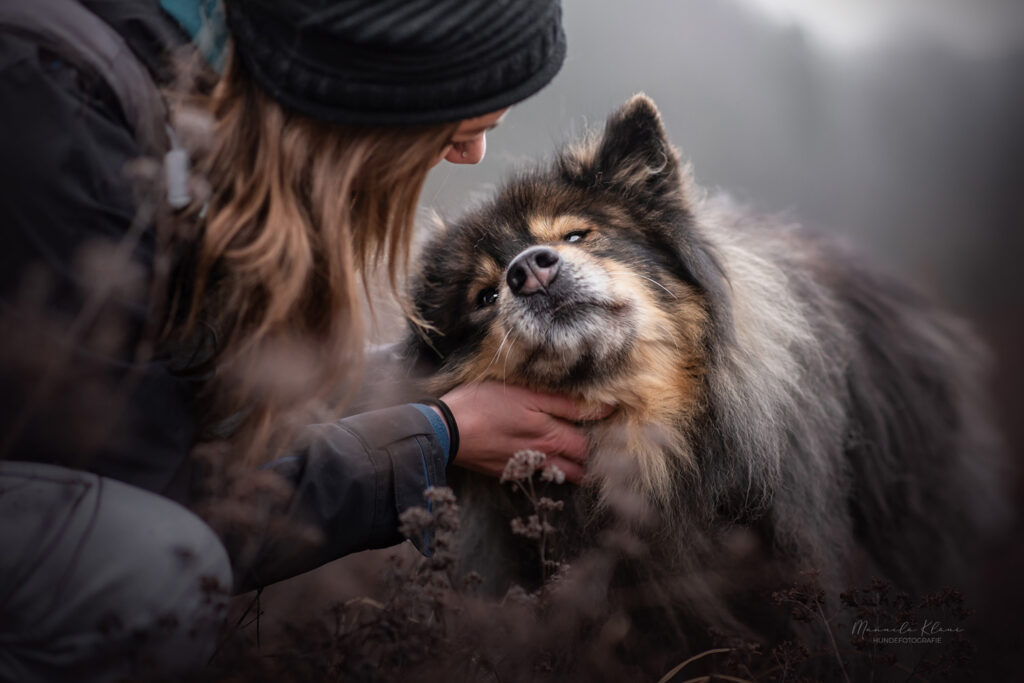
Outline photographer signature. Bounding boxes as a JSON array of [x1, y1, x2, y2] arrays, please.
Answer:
[[852, 619, 965, 637]]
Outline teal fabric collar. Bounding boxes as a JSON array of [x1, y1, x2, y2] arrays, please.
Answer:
[[160, 0, 227, 72]]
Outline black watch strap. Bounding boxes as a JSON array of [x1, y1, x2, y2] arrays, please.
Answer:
[[417, 397, 460, 465]]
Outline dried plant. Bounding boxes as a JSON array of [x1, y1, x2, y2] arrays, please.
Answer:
[[500, 449, 568, 581]]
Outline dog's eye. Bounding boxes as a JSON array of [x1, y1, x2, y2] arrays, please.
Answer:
[[564, 229, 591, 243], [476, 287, 499, 309]]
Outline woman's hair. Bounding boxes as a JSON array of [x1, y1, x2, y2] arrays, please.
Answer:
[[163, 50, 458, 462]]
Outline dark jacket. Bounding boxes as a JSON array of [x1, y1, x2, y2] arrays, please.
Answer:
[[0, 0, 447, 592]]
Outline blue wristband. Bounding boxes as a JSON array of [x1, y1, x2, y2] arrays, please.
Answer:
[[411, 403, 451, 465]]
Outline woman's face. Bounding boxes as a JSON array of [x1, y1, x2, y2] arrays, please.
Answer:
[[437, 108, 510, 166]]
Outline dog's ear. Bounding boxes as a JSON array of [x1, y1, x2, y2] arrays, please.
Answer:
[[579, 96, 735, 349], [591, 94, 687, 209]]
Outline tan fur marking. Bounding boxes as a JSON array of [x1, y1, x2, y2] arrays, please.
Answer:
[[561, 136, 599, 177], [429, 319, 514, 390], [526, 215, 598, 245], [464, 256, 504, 308], [581, 259, 708, 508]]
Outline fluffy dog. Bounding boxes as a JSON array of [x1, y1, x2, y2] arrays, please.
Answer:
[[406, 95, 1006, 633]]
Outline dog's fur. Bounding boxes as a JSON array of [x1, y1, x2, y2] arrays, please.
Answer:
[[406, 95, 1007, 635]]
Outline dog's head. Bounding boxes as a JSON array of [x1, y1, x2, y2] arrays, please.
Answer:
[[410, 96, 731, 413]]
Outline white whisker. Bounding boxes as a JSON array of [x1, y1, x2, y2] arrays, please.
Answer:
[[636, 274, 677, 299], [502, 333, 519, 389], [483, 328, 515, 375]]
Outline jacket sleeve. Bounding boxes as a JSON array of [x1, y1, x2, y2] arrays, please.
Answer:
[[230, 404, 449, 593]]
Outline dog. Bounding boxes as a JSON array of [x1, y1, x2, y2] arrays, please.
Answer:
[[405, 95, 1007, 639]]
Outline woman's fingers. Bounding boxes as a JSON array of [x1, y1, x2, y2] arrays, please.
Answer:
[[527, 389, 616, 423], [538, 417, 589, 465]]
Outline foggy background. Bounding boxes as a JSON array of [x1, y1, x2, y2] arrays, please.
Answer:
[[419, 0, 1024, 665]]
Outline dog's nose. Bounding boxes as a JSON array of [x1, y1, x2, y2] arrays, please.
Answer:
[[507, 246, 561, 296]]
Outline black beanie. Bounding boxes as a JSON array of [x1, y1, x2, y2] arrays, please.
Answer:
[[223, 0, 567, 126]]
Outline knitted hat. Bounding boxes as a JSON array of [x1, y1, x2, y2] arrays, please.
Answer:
[[223, 0, 567, 126]]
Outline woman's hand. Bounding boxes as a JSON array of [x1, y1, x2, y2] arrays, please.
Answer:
[[439, 382, 614, 484]]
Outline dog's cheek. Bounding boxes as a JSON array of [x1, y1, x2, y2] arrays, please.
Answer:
[[598, 259, 657, 311], [432, 319, 526, 390]]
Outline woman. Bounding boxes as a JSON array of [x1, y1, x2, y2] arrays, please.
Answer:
[[0, 0, 601, 679]]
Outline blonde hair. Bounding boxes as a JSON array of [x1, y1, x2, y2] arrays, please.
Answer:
[[163, 52, 457, 462]]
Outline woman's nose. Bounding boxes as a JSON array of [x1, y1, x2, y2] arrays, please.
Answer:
[[444, 134, 487, 164]]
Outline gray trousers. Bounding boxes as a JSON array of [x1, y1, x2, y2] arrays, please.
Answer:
[[0, 461, 233, 682]]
